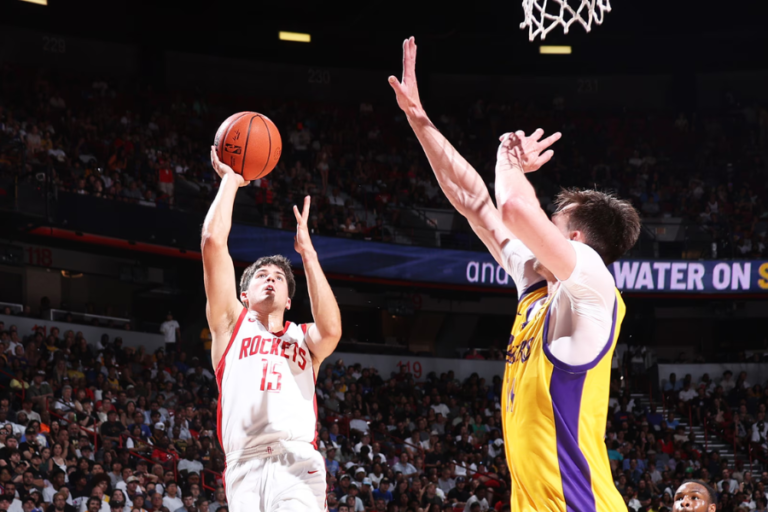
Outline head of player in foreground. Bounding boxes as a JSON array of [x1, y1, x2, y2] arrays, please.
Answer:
[[532, 187, 642, 280], [236, 192, 314, 319], [239, 255, 296, 315], [673, 480, 717, 512]]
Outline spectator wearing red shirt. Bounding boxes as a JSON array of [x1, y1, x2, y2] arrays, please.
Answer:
[[151, 435, 180, 470], [658, 432, 675, 455], [464, 349, 485, 360], [157, 159, 174, 197]]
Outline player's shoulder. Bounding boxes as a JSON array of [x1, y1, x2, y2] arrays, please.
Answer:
[[569, 240, 603, 261], [567, 241, 615, 284]]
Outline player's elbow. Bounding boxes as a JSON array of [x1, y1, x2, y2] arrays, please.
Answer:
[[499, 197, 534, 225], [200, 232, 225, 252], [321, 325, 342, 344]]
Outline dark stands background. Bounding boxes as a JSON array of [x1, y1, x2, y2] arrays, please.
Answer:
[[2, 3, 768, 511]]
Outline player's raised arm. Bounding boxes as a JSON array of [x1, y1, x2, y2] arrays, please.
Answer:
[[494, 131, 576, 280], [388, 37, 511, 265], [201, 146, 250, 369], [292, 195, 342, 367]]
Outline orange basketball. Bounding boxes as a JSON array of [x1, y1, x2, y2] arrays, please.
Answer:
[[213, 112, 282, 181]]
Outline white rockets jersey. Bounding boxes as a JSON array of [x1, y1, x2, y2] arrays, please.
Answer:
[[216, 308, 318, 463]]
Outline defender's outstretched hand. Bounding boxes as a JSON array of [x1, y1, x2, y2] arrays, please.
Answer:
[[210, 146, 249, 187], [496, 129, 562, 174], [388, 37, 425, 119], [293, 195, 315, 257]]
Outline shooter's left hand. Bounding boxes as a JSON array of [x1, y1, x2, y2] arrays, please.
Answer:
[[293, 195, 316, 258]]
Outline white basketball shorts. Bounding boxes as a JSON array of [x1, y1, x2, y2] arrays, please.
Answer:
[[224, 442, 327, 512]]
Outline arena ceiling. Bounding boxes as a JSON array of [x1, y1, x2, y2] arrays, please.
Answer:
[[5, 0, 768, 75]]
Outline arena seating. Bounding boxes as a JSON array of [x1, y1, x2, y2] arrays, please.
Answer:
[[2, 63, 768, 257], [4, 61, 768, 512], [1, 306, 767, 512]]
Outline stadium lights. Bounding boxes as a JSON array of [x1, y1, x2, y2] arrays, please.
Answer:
[[19, 0, 47, 4], [279, 31, 311, 43], [539, 45, 572, 55]]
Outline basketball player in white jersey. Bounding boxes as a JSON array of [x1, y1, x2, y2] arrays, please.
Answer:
[[202, 146, 342, 512]]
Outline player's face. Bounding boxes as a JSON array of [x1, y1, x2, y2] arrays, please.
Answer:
[[245, 264, 291, 312], [673, 483, 715, 512]]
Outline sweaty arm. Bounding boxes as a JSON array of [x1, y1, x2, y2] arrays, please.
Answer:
[[494, 134, 617, 365], [293, 197, 342, 370], [404, 111, 546, 296], [389, 37, 512, 266], [494, 131, 573, 281], [302, 252, 342, 370], [407, 115, 513, 266], [202, 149, 248, 370]]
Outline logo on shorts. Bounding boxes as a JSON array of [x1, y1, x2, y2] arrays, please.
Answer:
[[267, 447, 273, 455], [308, 470, 319, 474]]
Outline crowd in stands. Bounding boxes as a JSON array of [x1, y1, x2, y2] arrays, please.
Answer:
[[2, 62, 768, 255], [0, 315, 226, 512], [664, 367, 768, 462], [1, 300, 768, 511], [617, 367, 768, 512]]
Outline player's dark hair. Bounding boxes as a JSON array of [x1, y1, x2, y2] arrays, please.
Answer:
[[240, 255, 296, 298], [554, 188, 641, 265], [680, 479, 717, 505]]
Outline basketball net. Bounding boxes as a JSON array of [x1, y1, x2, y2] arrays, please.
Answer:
[[520, 0, 611, 41]]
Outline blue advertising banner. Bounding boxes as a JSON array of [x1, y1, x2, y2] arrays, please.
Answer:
[[228, 224, 768, 293], [228, 224, 512, 289]]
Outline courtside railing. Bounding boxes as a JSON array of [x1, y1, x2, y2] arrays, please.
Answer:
[[0, 302, 23, 314], [201, 468, 223, 492], [49, 309, 131, 328]]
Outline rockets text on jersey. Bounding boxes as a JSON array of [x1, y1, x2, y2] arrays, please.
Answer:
[[216, 308, 319, 465]]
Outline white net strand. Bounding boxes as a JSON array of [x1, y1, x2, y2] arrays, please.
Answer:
[[520, 0, 612, 41]]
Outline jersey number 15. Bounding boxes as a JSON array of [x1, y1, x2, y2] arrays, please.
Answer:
[[261, 359, 282, 392]]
